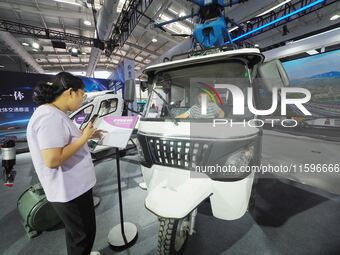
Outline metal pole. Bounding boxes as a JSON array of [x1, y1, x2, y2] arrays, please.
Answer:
[[116, 147, 128, 244]]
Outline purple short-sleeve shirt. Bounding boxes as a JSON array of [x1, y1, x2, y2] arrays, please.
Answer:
[[27, 105, 96, 202]]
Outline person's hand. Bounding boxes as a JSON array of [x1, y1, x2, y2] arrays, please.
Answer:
[[91, 129, 108, 139], [81, 122, 96, 143]]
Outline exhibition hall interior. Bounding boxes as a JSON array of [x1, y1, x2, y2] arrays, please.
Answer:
[[0, 0, 340, 254]]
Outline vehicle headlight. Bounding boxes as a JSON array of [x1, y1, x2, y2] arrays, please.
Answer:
[[225, 145, 255, 170], [135, 138, 145, 162]]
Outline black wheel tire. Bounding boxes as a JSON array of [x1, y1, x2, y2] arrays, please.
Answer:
[[157, 217, 189, 255]]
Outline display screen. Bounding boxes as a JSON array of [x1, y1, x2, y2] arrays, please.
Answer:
[[0, 71, 111, 140], [282, 49, 340, 117]]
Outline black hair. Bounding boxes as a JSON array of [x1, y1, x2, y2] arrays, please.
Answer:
[[33, 72, 84, 106]]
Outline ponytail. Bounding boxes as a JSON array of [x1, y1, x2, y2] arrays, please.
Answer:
[[33, 72, 84, 106]]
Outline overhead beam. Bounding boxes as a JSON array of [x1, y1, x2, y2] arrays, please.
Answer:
[[137, 21, 180, 44], [0, 19, 95, 47], [86, 0, 118, 77], [28, 52, 147, 65], [263, 27, 340, 61], [0, 31, 44, 73], [125, 41, 160, 56], [110, 0, 154, 48], [230, 0, 337, 43], [0, 2, 90, 20], [0, 19, 162, 59], [40, 62, 116, 67]]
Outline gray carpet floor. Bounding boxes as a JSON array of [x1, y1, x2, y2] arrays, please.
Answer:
[[1, 152, 340, 255]]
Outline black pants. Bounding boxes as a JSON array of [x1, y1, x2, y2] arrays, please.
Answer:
[[51, 189, 96, 255]]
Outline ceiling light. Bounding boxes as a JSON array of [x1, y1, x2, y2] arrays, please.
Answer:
[[69, 48, 79, 57], [22, 42, 29, 46], [54, 0, 82, 6], [228, 26, 239, 32], [179, 12, 186, 17], [32, 48, 39, 52], [306, 49, 319, 55], [168, 8, 178, 15], [254, 44, 259, 47], [84, 20, 91, 26], [151, 38, 158, 43], [117, 0, 125, 13], [256, 0, 292, 17], [32, 42, 40, 49], [330, 14, 340, 21], [159, 14, 191, 34], [82, 52, 87, 55]]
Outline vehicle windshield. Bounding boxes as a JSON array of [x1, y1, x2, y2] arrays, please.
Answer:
[[144, 60, 254, 121]]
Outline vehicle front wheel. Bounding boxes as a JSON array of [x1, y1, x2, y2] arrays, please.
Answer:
[[157, 216, 190, 255]]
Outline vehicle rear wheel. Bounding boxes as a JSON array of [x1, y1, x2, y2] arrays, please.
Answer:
[[157, 216, 190, 255]]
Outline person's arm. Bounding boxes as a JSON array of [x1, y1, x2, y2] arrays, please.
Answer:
[[176, 112, 190, 119], [211, 103, 225, 118], [38, 118, 95, 169], [176, 106, 194, 119], [217, 107, 225, 118]]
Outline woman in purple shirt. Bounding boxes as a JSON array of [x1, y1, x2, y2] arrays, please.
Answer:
[[27, 72, 101, 255]]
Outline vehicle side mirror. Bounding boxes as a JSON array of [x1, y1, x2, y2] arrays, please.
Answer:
[[124, 79, 135, 103], [258, 59, 289, 91]]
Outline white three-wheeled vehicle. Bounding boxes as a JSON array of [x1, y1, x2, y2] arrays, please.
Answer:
[[137, 48, 289, 254]]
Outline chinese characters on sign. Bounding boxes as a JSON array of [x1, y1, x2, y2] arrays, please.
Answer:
[[0, 90, 35, 113], [14, 91, 25, 101], [0, 107, 30, 113], [1, 91, 25, 101]]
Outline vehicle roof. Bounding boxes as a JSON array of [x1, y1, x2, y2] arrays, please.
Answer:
[[144, 48, 264, 74], [85, 90, 114, 97], [82, 90, 119, 105]]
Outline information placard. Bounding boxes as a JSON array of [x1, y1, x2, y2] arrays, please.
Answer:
[[95, 116, 138, 148]]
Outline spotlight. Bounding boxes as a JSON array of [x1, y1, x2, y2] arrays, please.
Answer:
[[22, 42, 29, 46], [69, 48, 80, 57], [151, 37, 158, 43], [93, 39, 105, 50], [31, 42, 44, 52], [254, 44, 259, 47], [84, 20, 92, 26], [104, 49, 112, 57], [32, 42, 40, 49]]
